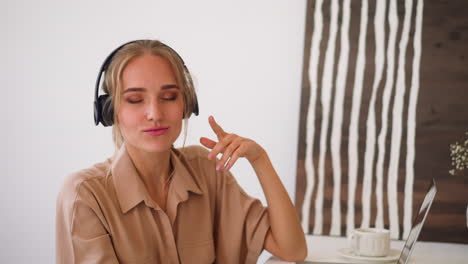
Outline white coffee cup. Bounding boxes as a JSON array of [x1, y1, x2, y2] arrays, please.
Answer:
[[349, 228, 390, 257]]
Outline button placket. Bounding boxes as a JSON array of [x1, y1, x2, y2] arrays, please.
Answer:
[[152, 208, 180, 264]]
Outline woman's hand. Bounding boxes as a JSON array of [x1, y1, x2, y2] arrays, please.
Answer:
[[201, 116, 307, 261], [200, 116, 265, 171]]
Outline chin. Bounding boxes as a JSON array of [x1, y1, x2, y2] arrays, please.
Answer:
[[140, 142, 173, 153], [143, 136, 178, 152]]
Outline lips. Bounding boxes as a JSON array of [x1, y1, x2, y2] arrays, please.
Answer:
[[143, 126, 169, 136]]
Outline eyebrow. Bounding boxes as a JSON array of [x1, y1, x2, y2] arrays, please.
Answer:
[[122, 84, 179, 94]]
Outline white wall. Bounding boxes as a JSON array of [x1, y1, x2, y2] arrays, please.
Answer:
[[1, 0, 306, 263]]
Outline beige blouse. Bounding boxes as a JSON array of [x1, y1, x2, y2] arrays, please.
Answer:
[[56, 144, 270, 264]]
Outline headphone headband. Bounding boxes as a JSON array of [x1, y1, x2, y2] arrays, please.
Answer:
[[94, 40, 199, 126]]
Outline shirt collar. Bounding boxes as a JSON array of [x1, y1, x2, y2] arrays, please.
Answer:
[[111, 143, 203, 214], [169, 147, 204, 201]]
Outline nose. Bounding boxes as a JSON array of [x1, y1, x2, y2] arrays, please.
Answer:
[[145, 99, 163, 122]]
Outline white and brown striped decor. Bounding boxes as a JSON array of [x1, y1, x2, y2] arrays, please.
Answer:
[[295, 0, 468, 243]]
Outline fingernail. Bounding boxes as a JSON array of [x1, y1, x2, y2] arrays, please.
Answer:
[[225, 164, 231, 170], [216, 164, 221, 171]]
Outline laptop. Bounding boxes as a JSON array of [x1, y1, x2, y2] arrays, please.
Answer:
[[298, 178, 437, 264]]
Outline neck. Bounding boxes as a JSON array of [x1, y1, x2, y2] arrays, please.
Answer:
[[125, 144, 173, 189]]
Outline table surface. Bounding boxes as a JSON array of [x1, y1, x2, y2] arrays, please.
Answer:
[[265, 235, 468, 264]]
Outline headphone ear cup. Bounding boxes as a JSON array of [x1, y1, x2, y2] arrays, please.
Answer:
[[98, 94, 114, 127], [182, 71, 199, 118], [191, 91, 199, 117], [94, 100, 101, 125]]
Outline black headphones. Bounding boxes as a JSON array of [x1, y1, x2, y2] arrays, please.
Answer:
[[94, 40, 199, 127]]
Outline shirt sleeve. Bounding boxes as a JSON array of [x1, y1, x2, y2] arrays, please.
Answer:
[[56, 174, 119, 264], [214, 169, 271, 264]]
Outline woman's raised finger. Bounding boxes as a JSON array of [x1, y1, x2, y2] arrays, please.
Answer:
[[208, 134, 235, 160], [217, 136, 242, 170], [224, 146, 242, 171], [209, 116, 227, 139], [200, 137, 217, 149]]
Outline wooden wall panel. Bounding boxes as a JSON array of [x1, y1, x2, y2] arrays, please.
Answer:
[[295, 0, 468, 243]]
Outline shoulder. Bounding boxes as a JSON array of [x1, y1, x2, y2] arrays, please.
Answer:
[[56, 159, 113, 234], [176, 145, 217, 170], [57, 159, 112, 205], [176, 145, 238, 187], [175, 145, 220, 188], [177, 145, 211, 161]]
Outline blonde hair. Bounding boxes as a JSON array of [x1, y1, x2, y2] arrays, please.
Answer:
[[102, 40, 195, 152]]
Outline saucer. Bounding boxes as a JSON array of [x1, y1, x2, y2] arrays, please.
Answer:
[[337, 248, 401, 262]]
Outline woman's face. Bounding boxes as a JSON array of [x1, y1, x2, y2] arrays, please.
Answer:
[[118, 54, 184, 154]]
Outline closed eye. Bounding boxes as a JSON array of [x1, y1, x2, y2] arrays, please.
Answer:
[[161, 92, 179, 101], [162, 96, 177, 101], [127, 99, 142, 104]]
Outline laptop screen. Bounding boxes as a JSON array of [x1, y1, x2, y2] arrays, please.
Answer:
[[398, 179, 437, 264]]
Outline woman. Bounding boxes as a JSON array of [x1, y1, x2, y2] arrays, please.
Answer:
[[56, 40, 307, 263]]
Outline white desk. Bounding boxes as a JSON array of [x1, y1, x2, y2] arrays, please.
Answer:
[[266, 235, 468, 263]]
